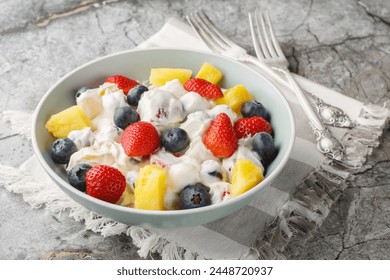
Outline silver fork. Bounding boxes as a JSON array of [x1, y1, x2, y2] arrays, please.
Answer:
[[186, 9, 344, 161], [248, 10, 344, 161], [186, 9, 292, 90], [249, 10, 353, 129], [186, 9, 353, 130]]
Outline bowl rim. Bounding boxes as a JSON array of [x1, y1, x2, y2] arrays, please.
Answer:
[[31, 47, 295, 218]]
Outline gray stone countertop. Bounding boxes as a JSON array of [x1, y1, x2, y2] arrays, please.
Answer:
[[1, 0, 389, 260]]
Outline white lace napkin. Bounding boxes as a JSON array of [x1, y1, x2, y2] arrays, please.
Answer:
[[0, 18, 388, 260]]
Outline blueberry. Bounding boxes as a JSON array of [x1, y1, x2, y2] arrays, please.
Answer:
[[113, 106, 139, 129], [241, 101, 269, 120], [252, 132, 277, 166], [75, 86, 90, 98], [161, 127, 190, 153], [68, 163, 92, 192], [179, 183, 211, 209], [51, 138, 77, 164], [127, 85, 148, 106]]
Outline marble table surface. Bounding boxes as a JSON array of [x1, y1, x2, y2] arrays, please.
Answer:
[[1, 0, 389, 260]]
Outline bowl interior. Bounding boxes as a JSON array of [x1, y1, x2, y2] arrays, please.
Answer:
[[32, 48, 295, 228]]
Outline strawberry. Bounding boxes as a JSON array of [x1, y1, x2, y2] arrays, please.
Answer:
[[105, 75, 139, 95], [121, 121, 160, 157], [183, 78, 223, 99], [86, 165, 126, 204], [203, 113, 238, 157], [234, 116, 272, 139]]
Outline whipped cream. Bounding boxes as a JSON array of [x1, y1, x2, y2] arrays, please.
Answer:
[[180, 113, 212, 141], [159, 78, 187, 98], [67, 140, 138, 175], [76, 88, 103, 119], [180, 91, 212, 114], [183, 136, 215, 163], [207, 104, 237, 123], [150, 148, 181, 167], [209, 182, 231, 204], [76, 82, 125, 120], [137, 88, 185, 125], [200, 159, 227, 185], [68, 127, 95, 150], [101, 88, 128, 115], [94, 125, 121, 143], [222, 137, 264, 178]]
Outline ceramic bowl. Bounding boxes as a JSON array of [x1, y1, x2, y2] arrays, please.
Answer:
[[32, 48, 295, 228]]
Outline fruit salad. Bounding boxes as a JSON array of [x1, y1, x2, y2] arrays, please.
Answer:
[[45, 62, 277, 210]]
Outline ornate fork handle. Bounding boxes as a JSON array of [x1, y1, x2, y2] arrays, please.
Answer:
[[282, 69, 345, 161], [235, 53, 344, 160], [311, 96, 354, 128], [237, 53, 354, 129]]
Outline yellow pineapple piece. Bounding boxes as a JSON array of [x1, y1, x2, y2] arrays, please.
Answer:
[[231, 159, 264, 197], [215, 84, 254, 114], [116, 186, 134, 207], [134, 165, 167, 210], [149, 68, 192, 87], [45, 105, 92, 138], [195, 62, 223, 84]]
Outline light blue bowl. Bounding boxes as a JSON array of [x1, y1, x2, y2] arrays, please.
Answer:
[[32, 48, 295, 228]]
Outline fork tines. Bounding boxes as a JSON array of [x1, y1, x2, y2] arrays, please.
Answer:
[[186, 9, 234, 53], [249, 10, 285, 62]]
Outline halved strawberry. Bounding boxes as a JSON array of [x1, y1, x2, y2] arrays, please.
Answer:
[[105, 75, 139, 95], [183, 78, 223, 99], [121, 121, 160, 157], [203, 113, 238, 157], [86, 165, 126, 204], [234, 116, 272, 139]]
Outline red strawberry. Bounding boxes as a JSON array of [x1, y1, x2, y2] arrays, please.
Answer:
[[234, 116, 272, 139], [183, 78, 223, 99], [86, 165, 126, 204], [105, 75, 139, 95], [203, 113, 238, 157], [121, 121, 160, 157]]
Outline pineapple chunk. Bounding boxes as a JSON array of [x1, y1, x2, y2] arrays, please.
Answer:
[[134, 165, 167, 210], [195, 62, 223, 84], [215, 84, 254, 114], [149, 68, 192, 87], [231, 159, 264, 197], [116, 186, 134, 207], [45, 105, 92, 138]]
